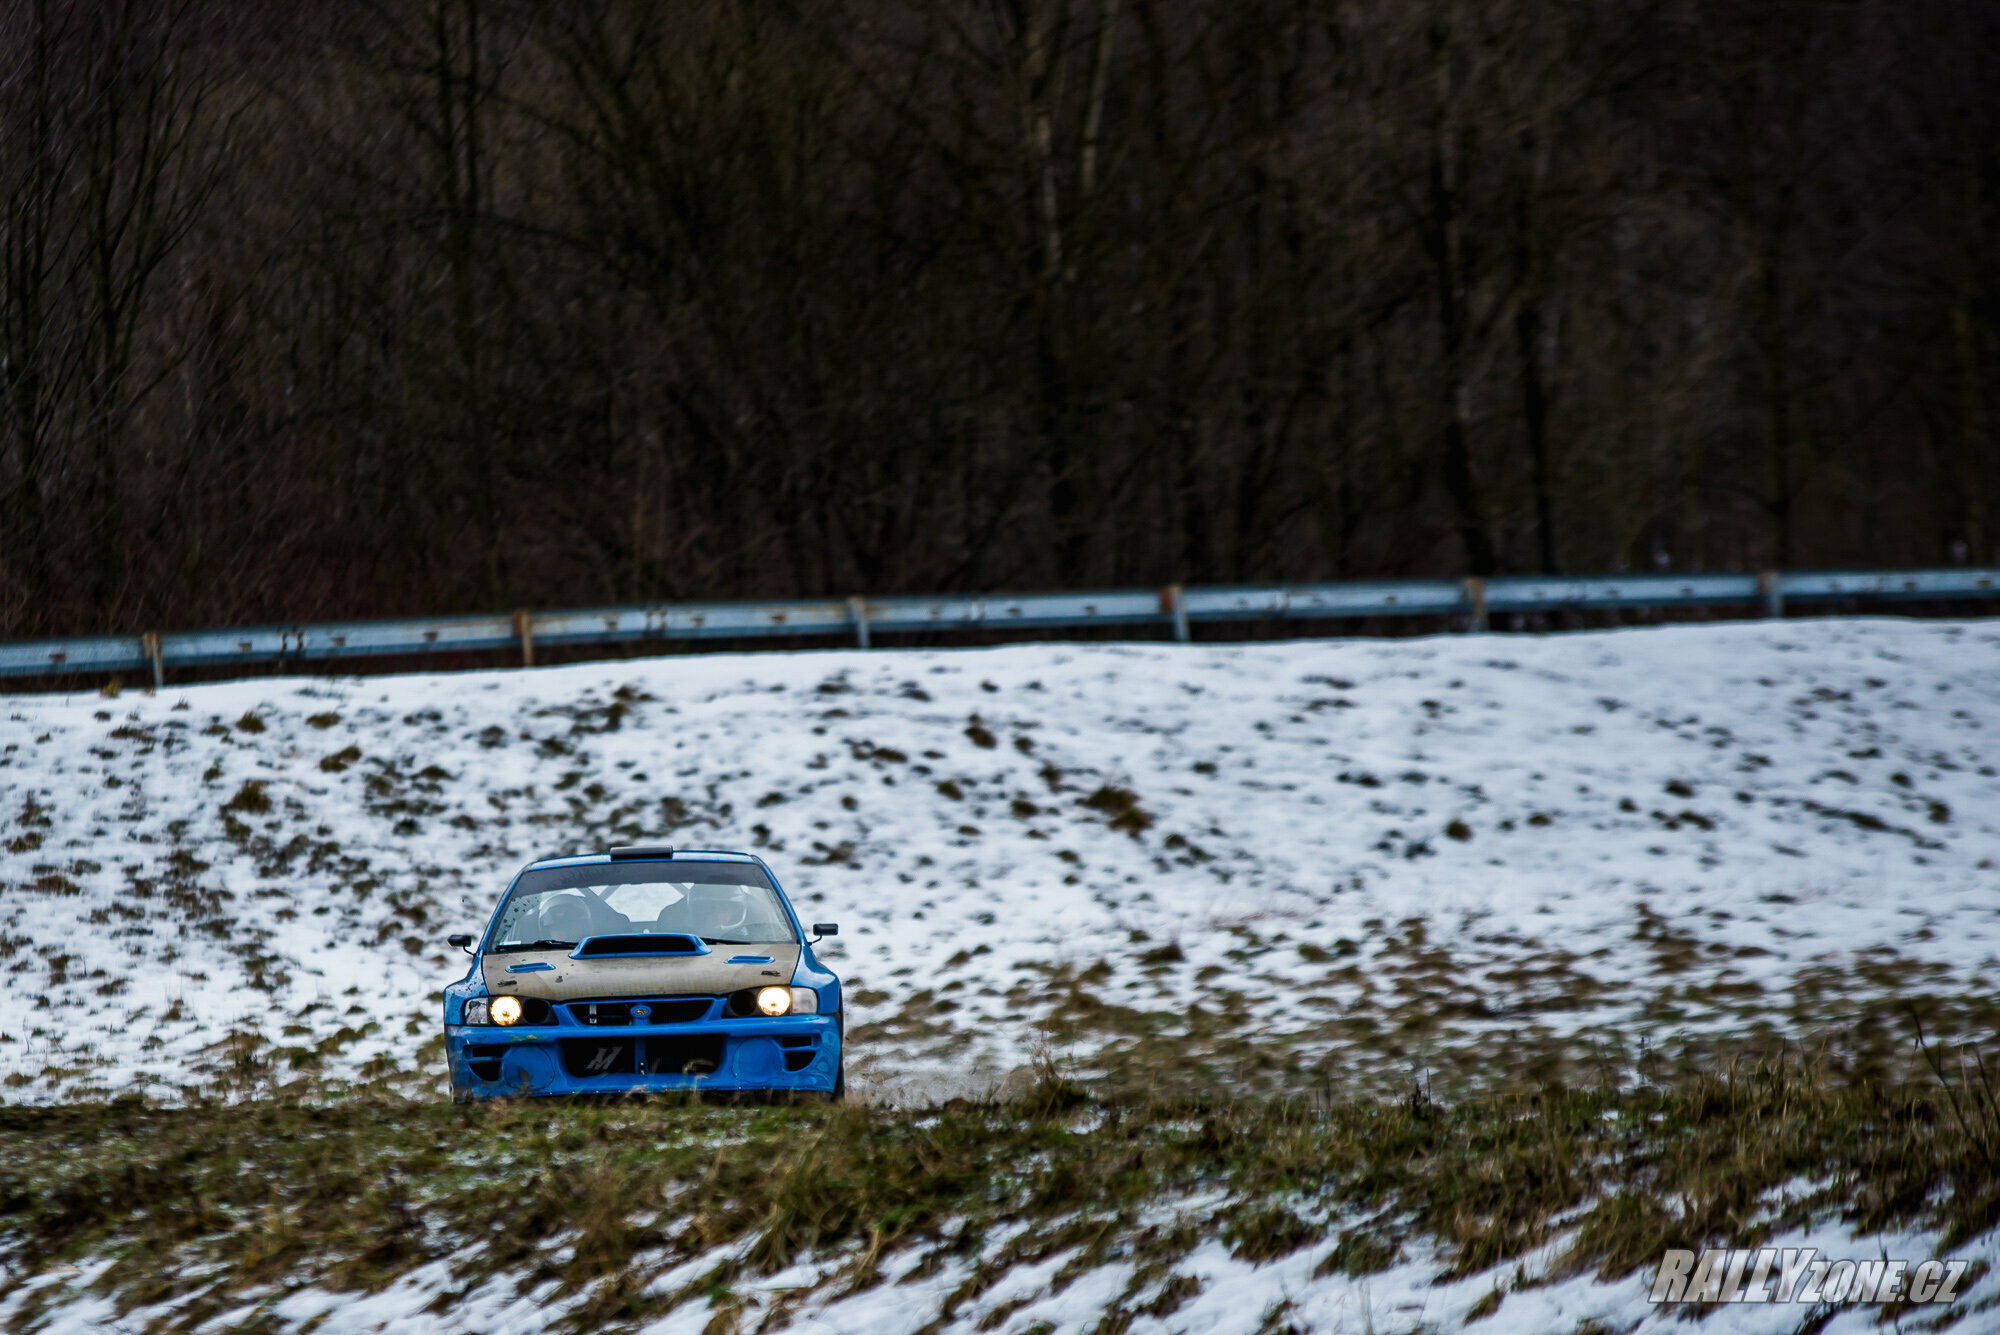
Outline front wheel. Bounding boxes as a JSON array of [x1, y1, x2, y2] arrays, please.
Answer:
[[826, 1062, 846, 1104]]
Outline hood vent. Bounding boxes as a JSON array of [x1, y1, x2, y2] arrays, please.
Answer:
[[572, 933, 706, 958]]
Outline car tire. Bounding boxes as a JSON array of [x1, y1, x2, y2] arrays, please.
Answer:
[[826, 1062, 846, 1104]]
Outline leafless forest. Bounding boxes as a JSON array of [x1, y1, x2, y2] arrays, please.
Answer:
[[0, 0, 1994, 638]]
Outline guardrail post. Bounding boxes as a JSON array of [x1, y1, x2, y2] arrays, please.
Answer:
[[849, 596, 871, 649], [1463, 577, 1488, 632], [1164, 584, 1191, 642], [512, 609, 535, 667], [1758, 570, 1783, 619], [143, 632, 163, 691]]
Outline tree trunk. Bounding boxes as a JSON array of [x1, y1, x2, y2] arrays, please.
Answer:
[[1518, 303, 1558, 573]]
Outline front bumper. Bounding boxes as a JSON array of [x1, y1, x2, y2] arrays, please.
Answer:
[[445, 1013, 841, 1099]]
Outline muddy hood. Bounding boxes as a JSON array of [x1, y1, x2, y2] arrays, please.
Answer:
[[481, 943, 801, 1002]]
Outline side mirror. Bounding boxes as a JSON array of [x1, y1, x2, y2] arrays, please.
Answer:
[[448, 933, 474, 954], [811, 923, 838, 940]]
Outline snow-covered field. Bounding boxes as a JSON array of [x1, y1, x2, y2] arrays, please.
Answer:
[[3, 616, 2000, 1334], [3, 617, 1999, 1102], [9, 1209, 1995, 1335]]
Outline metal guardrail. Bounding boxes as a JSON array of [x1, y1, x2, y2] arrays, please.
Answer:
[[2, 568, 1996, 686]]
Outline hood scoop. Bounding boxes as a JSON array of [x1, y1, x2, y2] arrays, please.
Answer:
[[571, 933, 708, 958]]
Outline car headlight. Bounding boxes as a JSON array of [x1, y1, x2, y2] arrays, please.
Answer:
[[461, 996, 533, 1025], [752, 986, 820, 1016], [725, 985, 822, 1017]]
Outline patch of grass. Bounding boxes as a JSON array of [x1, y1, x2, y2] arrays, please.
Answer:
[[1465, 1285, 1504, 1321], [1223, 1204, 1322, 1261], [224, 780, 272, 814], [1081, 785, 1152, 835], [0, 1051, 1996, 1333]]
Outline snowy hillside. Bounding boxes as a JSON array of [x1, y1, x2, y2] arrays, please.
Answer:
[[2, 617, 1999, 1102]]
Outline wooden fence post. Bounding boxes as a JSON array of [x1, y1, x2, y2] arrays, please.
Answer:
[[1463, 577, 1489, 632], [1758, 570, 1783, 619], [1164, 585, 1191, 642], [513, 610, 535, 667], [143, 632, 163, 690], [849, 596, 871, 649]]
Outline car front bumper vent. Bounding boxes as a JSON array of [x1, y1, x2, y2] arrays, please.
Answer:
[[569, 997, 716, 1026], [558, 1034, 727, 1077]]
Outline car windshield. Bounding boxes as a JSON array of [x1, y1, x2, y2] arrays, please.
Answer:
[[488, 860, 795, 952]]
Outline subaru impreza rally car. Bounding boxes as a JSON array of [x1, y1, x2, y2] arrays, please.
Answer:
[[442, 846, 841, 1100]]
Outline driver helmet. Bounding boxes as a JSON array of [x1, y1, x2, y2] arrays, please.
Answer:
[[538, 893, 593, 942], [686, 885, 749, 939]]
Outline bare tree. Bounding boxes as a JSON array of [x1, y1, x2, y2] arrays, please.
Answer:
[[0, 0, 221, 626]]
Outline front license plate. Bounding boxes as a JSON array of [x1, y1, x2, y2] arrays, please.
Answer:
[[560, 1038, 636, 1077]]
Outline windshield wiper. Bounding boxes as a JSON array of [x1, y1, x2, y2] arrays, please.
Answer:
[[699, 937, 752, 946], [492, 939, 576, 954]]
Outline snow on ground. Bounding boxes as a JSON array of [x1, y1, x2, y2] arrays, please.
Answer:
[[1, 617, 1998, 1101], [658, 1215, 2000, 1335], [5, 1198, 1996, 1335]]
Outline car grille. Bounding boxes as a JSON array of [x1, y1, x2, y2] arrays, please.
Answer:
[[559, 1037, 637, 1077], [558, 1034, 725, 1078], [646, 1034, 725, 1075], [567, 997, 715, 1026]]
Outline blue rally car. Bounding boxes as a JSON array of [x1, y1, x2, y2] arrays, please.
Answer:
[[442, 846, 842, 1100]]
